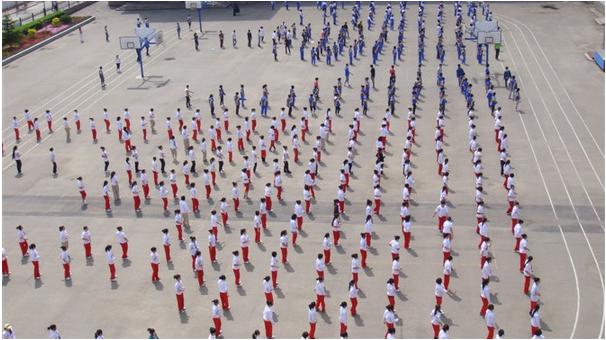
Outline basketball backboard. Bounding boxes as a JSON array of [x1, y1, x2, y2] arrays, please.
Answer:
[[119, 36, 142, 49], [185, 1, 202, 9], [477, 30, 502, 44]]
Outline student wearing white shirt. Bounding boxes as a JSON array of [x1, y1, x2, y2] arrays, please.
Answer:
[[314, 277, 327, 312], [485, 304, 496, 339], [389, 236, 400, 261], [430, 305, 444, 338], [47, 324, 61, 339], [263, 301, 274, 339], [208, 230, 217, 263], [174, 274, 185, 312], [530, 305, 541, 337], [443, 256, 453, 290], [351, 254, 361, 288], [518, 234, 529, 272], [279, 230, 289, 263], [211, 299, 222, 337], [3, 323, 15, 339], [383, 305, 398, 337], [442, 234, 451, 264], [218, 275, 230, 310], [240, 229, 250, 263], [59, 246, 71, 280], [480, 237, 490, 269], [386, 279, 397, 308], [2, 248, 9, 277], [58, 225, 69, 249], [523, 256, 534, 294], [348, 280, 359, 316], [433, 201, 448, 232], [438, 324, 450, 339], [27, 243, 41, 279], [308, 302, 318, 338], [195, 251, 205, 287], [315, 254, 325, 280], [481, 258, 493, 282], [150, 247, 160, 282], [322, 233, 332, 265], [392, 257, 401, 291], [232, 250, 242, 286], [270, 251, 279, 288], [263, 276, 274, 305], [510, 202, 521, 233], [338, 301, 348, 335], [480, 279, 491, 317], [105, 245, 116, 281], [435, 277, 447, 306], [530, 277, 541, 312], [116, 226, 128, 259]]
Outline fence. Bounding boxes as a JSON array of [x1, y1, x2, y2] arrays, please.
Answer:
[[7, 1, 83, 27]]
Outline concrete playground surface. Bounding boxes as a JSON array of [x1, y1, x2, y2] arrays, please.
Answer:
[[2, 1, 604, 338]]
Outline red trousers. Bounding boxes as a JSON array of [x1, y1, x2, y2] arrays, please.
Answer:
[[340, 323, 347, 335], [271, 270, 278, 287], [388, 295, 395, 307], [162, 197, 168, 210], [481, 256, 488, 269], [297, 216, 303, 230], [104, 119, 110, 131], [92, 128, 97, 140], [486, 326, 495, 339], [352, 272, 358, 287], [47, 121, 52, 131], [191, 198, 199, 212], [385, 323, 394, 338], [324, 249, 331, 264], [63, 263, 71, 278], [438, 216, 447, 231], [294, 149, 299, 162], [220, 292, 229, 309], [176, 293, 185, 311], [480, 296, 488, 316], [317, 270, 324, 280], [266, 196, 272, 211], [80, 190, 87, 202], [265, 292, 274, 304], [120, 242, 128, 258], [238, 139, 244, 151], [292, 232, 298, 245], [393, 273, 399, 290], [27, 120, 33, 130], [205, 185, 212, 199], [305, 200, 311, 213], [196, 269, 204, 286], [133, 195, 141, 210], [252, 119, 257, 131], [171, 183, 178, 198], [83, 243, 92, 258], [531, 326, 539, 337], [365, 232, 372, 248], [360, 249, 368, 268], [14, 128, 20, 141], [109, 263, 116, 280], [104, 195, 111, 210], [403, 231, 411, 249], [153, 172, 159, 186], [280, 247, 288, 263], [339, 200, 345, 213], [151, 263, 159, 281], [514, 237, 521, 252], [209, 246, 217, 262], [524, 275, 531, 294], [254, 228, 261, 243], [164, 245, 171, 262], [233, 198, 240, 211], [432, 323, 440, 339], [435, 295, 442, 306], [35, 129, 41, 141], [350, 297, 358, 315], [143, 184, 150, 199], [233, 269, 241, 285], [184, 175, 190, 185], [143, 128, 148, 141], [19, 241, 28, 256], [374, 199, 381, 214], [519, 253, 527, 272], [511, 218, 518, 233], [213, 317, 222, 336], [242, 246, 249, 262], [221, 212, 228, 226], [196, 120, 201, 132], [261, 214, 267, 228], [2, 259, 9, 275], [332, 230, 340, 246], [309, 322, 317, 339], [176, 224, 183, 240], [316, 295, 326, 311], [127, 170, 133, 184], [277, 187, 282, 200], [264, 320, 273, 339], [125, 119, 131, 130]]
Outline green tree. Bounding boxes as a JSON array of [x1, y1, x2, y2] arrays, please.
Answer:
[[2, 15, 20, 45]]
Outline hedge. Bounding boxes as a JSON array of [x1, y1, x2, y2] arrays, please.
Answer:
[[15, 11, 65, 35]]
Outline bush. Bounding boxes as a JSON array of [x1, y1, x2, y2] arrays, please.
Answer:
[[15, 10, 64, 35], [59, 14, 72, 24], [2, 15, 20, 45], [27, 28, 37, 39], [51, 17, 61, 27]]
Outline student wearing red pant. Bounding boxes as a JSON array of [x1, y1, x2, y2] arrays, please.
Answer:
[[195, 251, 205, 287], [315, 254, 325, 280], [383, 305, 398, 337], [430, 305, 444, 339], [443, 256, 453, 290], [208, 231, 217, 263], [351, 254, 361, 288], [211, 299, 222, 337], [59, 246, 71, 280], [402, 215, 412, 249], [519, 234, 529, 272], [386, 278, 397, 308], [150, 247, 160, 282], [530, 305, 541, 338], [232, 182, 241, 212], [263, 301, 275, 339], [174, 274, 185, 313], [480, 279, 491, 317], [523, 256, 534, 294], [391, 257, 401, 290], [218, 275, 230, 309], [105, 245, 117, 281], [232, 251, 242, 286], [253, 211, 262, 243], [338, 302, 348, 335], [295, 201, 304, 229], [2, 248, 9, 277], [80, 226, 92, 258], [28, 244, 41, 279], [348, 280, 359, 315], [485, 304, 496, 339], [279, 230, 289, 264], [102, 181, 112, 212], [240, 229, 250, 263], [314, 277, 326, 312], [322, 234, 331, 264], [514, 220, 524, 252], [331, 214, 342, 246], [270, 251, 279, 288], [131, 181, 142, 212], [308, 302, 318, 339], [530, 278, 541, 312], [161, 229, 172, 262], [76, 177, 87, 205], [435, 277, 447, 306], [373, 186, 382, 215], [433, 201, 448, 232], [263, 276, 274, 304], [16, 225, 29, 257], [359, 234, 368, 268], [116, 226, 128, 259]]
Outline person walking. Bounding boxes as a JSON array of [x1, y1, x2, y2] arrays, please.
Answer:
[[175, 274, 186, 312], [99, 66, 106, 89]]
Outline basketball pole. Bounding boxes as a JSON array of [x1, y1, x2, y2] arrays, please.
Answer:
[[197, 7, 202, 33], [136, 47, 144, 78]]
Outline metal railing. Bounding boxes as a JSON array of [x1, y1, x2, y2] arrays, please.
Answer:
[[6, 1, 82, 27]]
